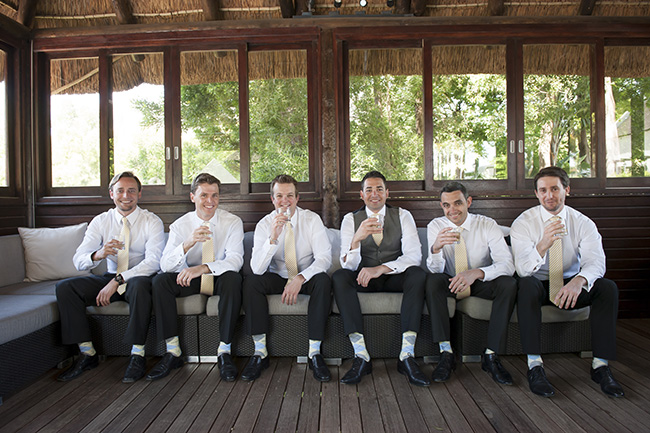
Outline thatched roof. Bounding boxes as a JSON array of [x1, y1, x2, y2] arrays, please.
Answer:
[[2, 1, 650, 91]]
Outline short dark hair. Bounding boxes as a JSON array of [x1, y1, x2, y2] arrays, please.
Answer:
[[440, 181, 468, 199], [361, 171, 387, 189], [109, 171, 142, 192], [534, 166, 570, 190], [270, 174, 299, 196], [191, 173, 221, 194]]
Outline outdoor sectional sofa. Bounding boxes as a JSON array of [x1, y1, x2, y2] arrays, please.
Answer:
[[0, 224, 590, 402]]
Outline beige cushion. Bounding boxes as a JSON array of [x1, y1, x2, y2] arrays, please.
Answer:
[[18, 223, 90, 282], [87, 294, 206, 316], [333, 292, 456, 318], [455, 296, 590, 323]]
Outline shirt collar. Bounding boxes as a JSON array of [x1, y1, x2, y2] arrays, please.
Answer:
[[193, 209, 219, 228], [444, 213, 473, 231], [365, 205, 386, 218], [539, 205, 567, 223], [113, 206, 141, 225]]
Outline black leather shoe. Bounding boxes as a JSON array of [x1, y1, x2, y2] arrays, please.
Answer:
[[308, 354, 332, 382], [123, 355, 146, 383], [241, 355, 270, 381], [57, 353, 99, 382], [146, 353, 184, 381], [340, 357, 372, 384], [481, 353, 513, 385], [591, 366, 625, 398], [398, 357, 430, 387], [527, 365, 555, 397], [432, 351, 456, 383], [218, 353, 238, 382]]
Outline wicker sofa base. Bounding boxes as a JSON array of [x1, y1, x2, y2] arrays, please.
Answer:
[[453, 311, 592, 356], [0, 322, 73, 402]]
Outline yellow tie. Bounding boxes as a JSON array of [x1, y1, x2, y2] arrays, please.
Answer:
[[284, 221, 298, 281], [116, 217, 129, 295], [454, 227, 470, 300], [371, 213, 383, 246], [548, 237, 563, 305], [200, 222, 214, 296]]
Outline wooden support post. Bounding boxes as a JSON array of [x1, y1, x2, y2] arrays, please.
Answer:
[[395, 0, 410, 15], [111, 0, 136, 24], [578, 0, 598, 15], [412, 0, 426, 16], [279, 0, 295, 18], [487, 0, 505, 16], [17, 0, 39, 28], [201, 0, 222, 21]]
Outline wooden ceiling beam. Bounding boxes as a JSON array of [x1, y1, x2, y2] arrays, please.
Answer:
[[17, 0, 39, 28], [488, 0, 505, 16], [279, 0, 295, 18], [201, 0, 222, 21], [395, 0, 410, 15], [295, 0, 308, 16], [412, 0, 426, 16], [111, 0, 136, 24], [579, 0, 598, 15]]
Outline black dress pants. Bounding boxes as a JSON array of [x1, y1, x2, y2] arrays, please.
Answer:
[[152, 271, 242, 344], [55, 273, 154, 346], [242, 272, 332, 341], [425, 273, 517, 353], [517, 276, 619, 360], [332, 265, 426, 336]]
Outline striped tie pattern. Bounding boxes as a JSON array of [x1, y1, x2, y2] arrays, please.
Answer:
[[454, 227, 470, 300], [284, 221, 298, 280], [548, 237, 563, 305], [116, 217, 129, 295], [200, 222, 214, 296], [371, 213, 383, 246]]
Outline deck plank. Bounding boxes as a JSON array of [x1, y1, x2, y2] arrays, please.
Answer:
[[296, 360, 322, 433], [338, 366, 364, 433], [275, 362, 306, 432], [354, 359, 385, 433], [231, 358, 279, 432], [319, 365, 341, 433], [384, 359, 429, 433], [251, 357, 293, 433], [372, 359, 408, 433], [166, 364, 222, 433]]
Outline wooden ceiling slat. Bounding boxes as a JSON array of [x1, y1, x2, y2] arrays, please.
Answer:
[[17, 0, 39, 28], [579, 0, 598, 15]]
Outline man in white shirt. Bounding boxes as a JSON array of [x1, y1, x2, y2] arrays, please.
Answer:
[[152, 173, 244, 381], [511, 166, 623, 398], [56, 172, 165, 383], [425, 182, 517, 385], [242, 175, 332, 382], [333, 171, 429, 386]]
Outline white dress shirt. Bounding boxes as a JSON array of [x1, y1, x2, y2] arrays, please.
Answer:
[[73, 206, 165, 281], [160, 209, 244, 275], [250, 207, 332, 282], [510, 205, 606, 291], [340, 205, 421, 273], [427, 213, 514, 281]]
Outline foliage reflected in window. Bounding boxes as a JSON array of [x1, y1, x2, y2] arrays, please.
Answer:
[[432, 45, 507, 180], [523, 45, 593, 178], [249, 50, 309, 183], [179, 50, 240, 184], [349, 48, 423, 182], [50, 57, 100, 187], [0, 49, 7, 187], [112, 53, 165, 185], [605, 46, 650, 178]]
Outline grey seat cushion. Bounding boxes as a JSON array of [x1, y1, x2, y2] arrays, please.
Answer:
[[456, 296, 590, 322], [0, 295, 59, 344], [206, 293, 312, 316], [0, 280, 58, 296], [333, 292, 455, 318], [0, 235, 26, 287], [86, 294, 206, 316]]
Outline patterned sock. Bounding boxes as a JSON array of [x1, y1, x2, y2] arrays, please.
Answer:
[[399, 331, 417, 361], [165, 336, 182, 357], [217, 341, 231, 357], [131, 344, 145, 357], [253, 334, 268, 358], [485, 348, 495, 355], [308, 339, 321, 359], [527, 355, 543, 369], [349, 332, 370, 361], [439, 341, 453, 353], [592, 357, 608, 370], [79, 341, 96, 357]]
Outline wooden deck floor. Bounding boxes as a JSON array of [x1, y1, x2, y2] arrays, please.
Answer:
[[1, 319, 649, 433]]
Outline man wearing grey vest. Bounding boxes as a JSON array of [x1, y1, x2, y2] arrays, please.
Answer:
[[333, 171, 429, 386]]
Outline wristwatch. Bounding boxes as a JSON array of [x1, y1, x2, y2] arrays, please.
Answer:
[[115, 273, 125, 285]]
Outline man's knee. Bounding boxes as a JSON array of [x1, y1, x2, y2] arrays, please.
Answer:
[[593, 278, 619, 301], [425, 273, 449, 295], [517, 276, 543, 301], [242, 274, 265, 297], [495, 276, 518, 298], [332, 269, 355, 294]]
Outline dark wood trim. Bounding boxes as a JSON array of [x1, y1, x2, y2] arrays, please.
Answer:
[[578, 0, 598, 16], [412, 0, 426, 17], [592, 40, 606, 188], [99, 52, 111, 194], [279, 0, 295, 19], [307, 39, 322, 196], [422, 40, 433, 192], [487, 0, 505, 16], [201, 0, 222, 21], [508, 39, 522, 191], [168, 47, 182, 195], [395, 0, 410, 15], [238, 44, 250, 195], [295, 0, 308, 16], [111, 0, 136, 24], [0, 11, 30, 41], [17, 0, 39, 28]]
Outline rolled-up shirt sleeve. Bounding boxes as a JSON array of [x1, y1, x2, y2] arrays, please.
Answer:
[[339, 212, 361, 270]]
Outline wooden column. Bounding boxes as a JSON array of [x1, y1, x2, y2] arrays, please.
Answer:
[[321, 29, 339, 228], [279, 0, 295, 18]]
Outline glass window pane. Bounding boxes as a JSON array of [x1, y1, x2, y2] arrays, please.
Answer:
[[0, 50, 7, 187], [112, 53, 165, 185], [349, 48, 423, 181], [50, 57, 100, 187], [524, 44, 593, 178], [432, 45, 507, 180], [605, 46, 650, 178], [249, 50, 309, 183], [181, 50, 240, 184]]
